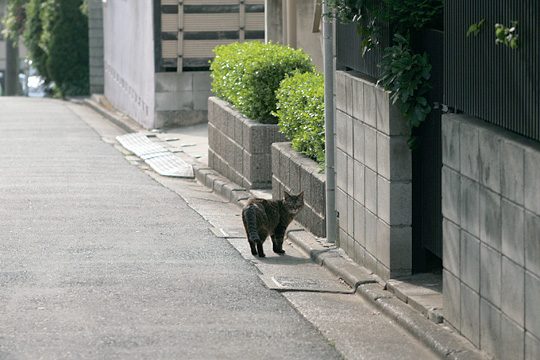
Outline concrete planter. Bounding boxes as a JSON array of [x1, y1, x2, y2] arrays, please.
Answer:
[[272, 142, 326, 237], [208, 97, 287, 189]]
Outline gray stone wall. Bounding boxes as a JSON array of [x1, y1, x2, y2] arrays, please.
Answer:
[[272, 142, 326, 237], [442, 113, 540, 360], [208, 97, 286, 189], [294, 0, 323, 71], [264, 0, 323, 71], [335, 71, 412, 280], [88, 0, 104, 94], [264, 0, 282, 44], [154, 72, 211, 128]]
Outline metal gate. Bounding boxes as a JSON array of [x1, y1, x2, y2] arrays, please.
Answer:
[[158, 0, 265, 72]]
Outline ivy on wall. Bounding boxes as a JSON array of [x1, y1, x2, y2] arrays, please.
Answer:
[[327, 0, 443, 147]]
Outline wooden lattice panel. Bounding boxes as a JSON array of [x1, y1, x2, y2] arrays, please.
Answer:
[[183, 14, 239, 32], [159, 0, 265, 71]]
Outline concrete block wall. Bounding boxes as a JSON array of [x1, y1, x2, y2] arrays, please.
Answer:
[[88, 0, 104, 94], [335, 71, 412, 280], [271, 142, 326, 237], [154, 72, 212, 128], [442, 113, 540, 360], [208, 97, 286, 189]]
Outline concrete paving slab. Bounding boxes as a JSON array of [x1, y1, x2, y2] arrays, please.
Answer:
[[284, 292, 439, 360], [161, 123, 209, 166], [117, 133, 194, 178]]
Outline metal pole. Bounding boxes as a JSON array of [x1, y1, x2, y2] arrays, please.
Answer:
[[323, 0, 336, 243]]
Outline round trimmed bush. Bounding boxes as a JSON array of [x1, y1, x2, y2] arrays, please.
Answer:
[[274, 71, 325, 164], [210, 41, 314, 124]]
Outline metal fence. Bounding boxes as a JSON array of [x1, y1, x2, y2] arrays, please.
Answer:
[[335, 22, 389, 80], [444, 0, 540, 142]]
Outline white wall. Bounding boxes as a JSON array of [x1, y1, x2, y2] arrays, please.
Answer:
[[103, 0, 155, 128], [0, 0, 7, 72]]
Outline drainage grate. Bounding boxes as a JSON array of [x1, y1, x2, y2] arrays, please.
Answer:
[[259, 275, 353, 294], [117, 133, 167, 157], [145, 154, 194, 178], [117, 133, 194, 178]]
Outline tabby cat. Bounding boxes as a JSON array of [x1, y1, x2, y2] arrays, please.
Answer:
[[241, 191, 304, 258]]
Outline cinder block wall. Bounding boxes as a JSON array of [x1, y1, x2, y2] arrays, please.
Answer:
[[88, 0, 104, 94], [335, 71, 412, 280], [154, 72, 211, 128], [442, 113, 540, 360], [271, 142, 326, 237], [208, 97, 286, 189]]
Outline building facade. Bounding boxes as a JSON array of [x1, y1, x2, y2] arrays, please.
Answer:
[[102, 0, 264, 129]]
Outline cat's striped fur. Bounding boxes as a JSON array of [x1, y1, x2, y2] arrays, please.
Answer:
[[241, 191, 304, 257]]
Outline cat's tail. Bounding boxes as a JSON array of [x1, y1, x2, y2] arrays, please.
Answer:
[[242, 205, 260, 242]]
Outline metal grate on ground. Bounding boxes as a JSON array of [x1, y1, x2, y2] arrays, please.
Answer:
[[117, 133, 194, 178]]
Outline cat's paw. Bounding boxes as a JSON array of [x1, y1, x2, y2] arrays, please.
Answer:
[[258, 253, 266, 258], [274, 249, 286, 255]]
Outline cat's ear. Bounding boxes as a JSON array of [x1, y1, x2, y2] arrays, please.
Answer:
[[284, 191, 291, 199], [298, 191, 304, 200]]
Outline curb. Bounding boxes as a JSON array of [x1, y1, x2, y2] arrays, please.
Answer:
[[204, 174, 487, 360], [83, 96, 143, 133], [84, 98, 487, 360]]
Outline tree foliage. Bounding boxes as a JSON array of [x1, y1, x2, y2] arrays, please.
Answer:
[[23, 0, 49, 82], [46, 0, 88, 96], [2, 0, 27, 41], [2, 0, 89, 96]]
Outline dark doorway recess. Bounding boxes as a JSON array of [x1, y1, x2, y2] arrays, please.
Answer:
[[411, 29, 443, 273]]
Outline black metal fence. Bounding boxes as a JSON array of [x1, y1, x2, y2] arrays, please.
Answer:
[[335, 22, 390, 80], [444, 0, 540, 142]]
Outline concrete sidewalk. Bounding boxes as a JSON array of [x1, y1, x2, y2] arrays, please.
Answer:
[[84, 95, 488, 360]]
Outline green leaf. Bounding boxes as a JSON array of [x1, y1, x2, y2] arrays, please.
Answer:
[[467, 18, 485, 37]]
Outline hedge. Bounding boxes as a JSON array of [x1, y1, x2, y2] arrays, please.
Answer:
[[46, 0, 89, 96], [23, 0, 49, 84], [210, 41, 314, 124], [274, 71, 325, 164]]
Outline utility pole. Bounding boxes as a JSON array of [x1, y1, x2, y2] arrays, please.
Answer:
[[5, 36, 19, 95], [323, 0, 336, 243]]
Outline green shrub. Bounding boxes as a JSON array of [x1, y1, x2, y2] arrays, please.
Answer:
[[46, 0, 89, 96], [274, 71, 325, 164], [23, 0, 50, 84], [210, 41, 314, 124]]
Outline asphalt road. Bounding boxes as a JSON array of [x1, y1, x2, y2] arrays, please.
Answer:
[[0, 98, 342, 359]]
